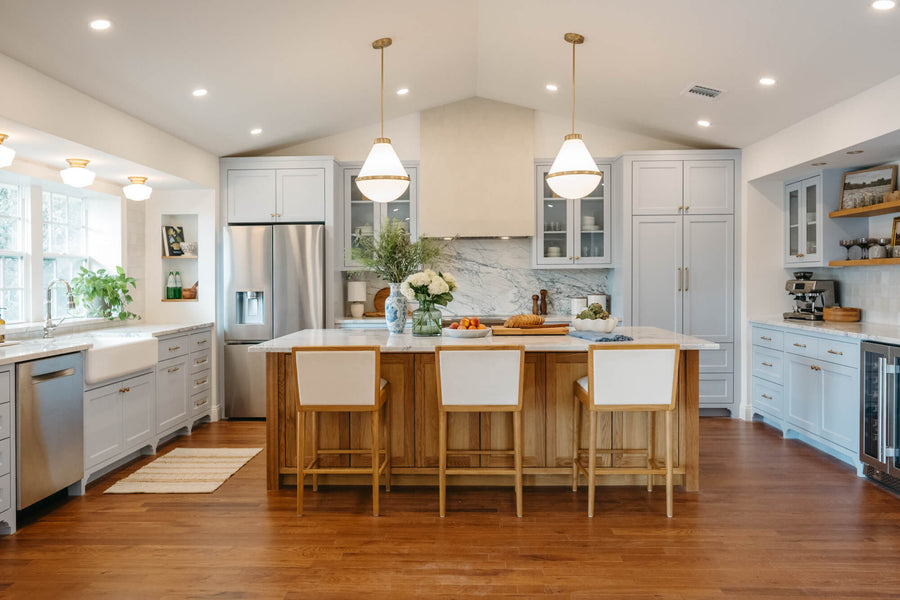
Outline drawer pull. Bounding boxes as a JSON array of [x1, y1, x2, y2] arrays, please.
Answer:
[[760, 336, 772, 341], [761, 362, 773, 368], [196, 339, 209, 345], [827, 349, 843, 356], [195, 397, 209, 407], [195, 378, 208, 386], [167, 366, 180, 373], [810, 364, 821, 372], [761, 394, 773, 400], [796, 253, 805, 258], [168, 345, 181, 352], [195, 357, 208, 365], [793, 343, 807, 348], [118, 387, 130, 394]]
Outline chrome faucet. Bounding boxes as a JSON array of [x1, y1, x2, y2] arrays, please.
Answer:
[[44, 279, 76, 338]]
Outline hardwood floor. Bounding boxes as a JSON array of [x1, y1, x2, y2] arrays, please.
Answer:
[[2, 418, 900, 599]]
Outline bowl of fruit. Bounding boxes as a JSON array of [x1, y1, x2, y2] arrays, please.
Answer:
[[443, 317, 491, 338], [572, 303, 619, 333]]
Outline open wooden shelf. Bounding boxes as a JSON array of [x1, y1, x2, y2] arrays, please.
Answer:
[[829, 198, 900, 218], [161, 298, 198, 302], [828, 258, 900, 267]]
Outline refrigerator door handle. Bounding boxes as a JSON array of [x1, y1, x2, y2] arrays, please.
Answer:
[[879, 356, 887, 464]]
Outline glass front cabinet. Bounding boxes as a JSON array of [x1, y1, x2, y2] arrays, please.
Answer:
[[784, 175, 821, 265], [533, 162, 612, 267], [341, 163, 418, 269]]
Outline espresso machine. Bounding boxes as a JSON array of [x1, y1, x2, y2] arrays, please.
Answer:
[[783, 272, 837, 321]]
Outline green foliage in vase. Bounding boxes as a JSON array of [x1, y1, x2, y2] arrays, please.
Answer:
[[352, 218, 445, 283], [70, 266, 141, 321]]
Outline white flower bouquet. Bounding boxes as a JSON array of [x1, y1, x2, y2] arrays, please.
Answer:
[[400, 269, 457, 306]]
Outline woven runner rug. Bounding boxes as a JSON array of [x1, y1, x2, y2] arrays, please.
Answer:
[[104, 447, 262, 494]]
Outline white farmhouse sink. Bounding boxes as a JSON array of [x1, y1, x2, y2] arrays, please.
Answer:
[[84, 335, 159, 385]]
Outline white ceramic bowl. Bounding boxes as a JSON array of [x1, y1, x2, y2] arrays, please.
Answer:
[[571, 316, 619, 333], [442, 327, 492, 338]]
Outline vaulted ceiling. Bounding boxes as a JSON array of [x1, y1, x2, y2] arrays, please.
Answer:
[[1, 0, 898, 157]]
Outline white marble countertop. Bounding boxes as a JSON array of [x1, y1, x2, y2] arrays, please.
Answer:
[[750, 316, 900, 346], [0, 322, 213, 367], [334, 314, 576, 325], [250, 326, 718, 353]]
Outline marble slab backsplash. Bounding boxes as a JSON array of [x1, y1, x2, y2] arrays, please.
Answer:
[[817, 266, 900, 325], [351, 238, 610, 316]]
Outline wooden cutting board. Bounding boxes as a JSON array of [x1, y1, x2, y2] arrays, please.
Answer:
[[373, 287, 389, 313], [823, 307, 861, 322], [492, 325, 569, 335]]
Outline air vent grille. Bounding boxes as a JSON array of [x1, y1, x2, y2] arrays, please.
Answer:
[[684, 84, 724, 100]]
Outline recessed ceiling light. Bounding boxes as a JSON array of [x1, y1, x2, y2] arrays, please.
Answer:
[[811, 162, 827, 166], [545, 83, 558, 92], [250, 128, 262, 135], [500, 236, 510, 240], [396, 88, 409, 95], [90, 19, 111, 30], [759, 77, 776, 86], [192, 88, 208, 97], [872, 0, 896, 10], [697, 120, 711, 128], [847, 150, 865, 154]]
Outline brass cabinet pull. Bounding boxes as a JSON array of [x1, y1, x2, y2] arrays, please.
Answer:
[[195, 357, 208, 365], [195, 397, 208, 407], [167, 366, 180, 373], [761, 362, 773, 367], [684, 206, 690, 212], [827, 349, 843, 356], [793, 343, 806, 348], [810, 364, 821, 371], [575, 256, 580, 260], [168, 345, 181, 352], [195, 378, 208, 386], [796, 253, 805, 258], [270, 213, 275, 218], [760, 336, 772, 341], [677, 206, 684, 212], [118, 387, 130, 394], [761, 394, 773, 400], [196, 339, 208, 345]]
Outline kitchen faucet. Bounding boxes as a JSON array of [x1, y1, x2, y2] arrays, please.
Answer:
[[43, 278, 76, 338]]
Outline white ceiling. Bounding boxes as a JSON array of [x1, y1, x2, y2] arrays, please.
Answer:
[[0, 0, 898, 157]]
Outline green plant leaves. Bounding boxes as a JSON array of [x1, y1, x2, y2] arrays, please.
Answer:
[[70, 265, 141, 321]]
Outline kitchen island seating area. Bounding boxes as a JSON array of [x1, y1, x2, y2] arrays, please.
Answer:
[[293, 346, 392, 516], [573, 344, 680, 518]]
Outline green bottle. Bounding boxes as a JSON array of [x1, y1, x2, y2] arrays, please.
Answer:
[[166, 271, 176, 299]]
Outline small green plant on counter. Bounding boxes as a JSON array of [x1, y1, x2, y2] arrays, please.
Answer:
[[70, 266, 141, 321], [352, 218, 445, 283]]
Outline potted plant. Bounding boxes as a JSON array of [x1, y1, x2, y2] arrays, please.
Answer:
[[70, 266, 141, 321], [353, 218, 444, 333]]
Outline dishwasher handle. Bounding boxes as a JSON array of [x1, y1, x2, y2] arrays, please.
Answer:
[[30, 367, 76, 384]]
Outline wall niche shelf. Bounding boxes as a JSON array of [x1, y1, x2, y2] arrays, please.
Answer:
[[161, 298, 199, 303], [161, 213, 199, 304], [829, 198, 900, 219], [828, 258, 900, 267]]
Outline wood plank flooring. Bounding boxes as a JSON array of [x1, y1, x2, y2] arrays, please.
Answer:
[[2, 418, 900, 599]]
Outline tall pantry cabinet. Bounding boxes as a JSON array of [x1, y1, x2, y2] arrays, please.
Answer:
[[625, 152, 739, 414]]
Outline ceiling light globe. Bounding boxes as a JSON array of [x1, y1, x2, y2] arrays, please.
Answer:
[[0, 145, 14, 168], [60, 160, 96, 188], [356, 139, 410, 203], [546, 135, 602, 200], [123, 177, 152, 201]]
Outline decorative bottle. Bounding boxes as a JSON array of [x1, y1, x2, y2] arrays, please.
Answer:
[[166, 272, 176, 299], [174, 271, 183, 299]]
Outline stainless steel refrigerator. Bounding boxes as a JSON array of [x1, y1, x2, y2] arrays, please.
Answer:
[[224, 225, 325, 418], [860, 341, 900, 489]]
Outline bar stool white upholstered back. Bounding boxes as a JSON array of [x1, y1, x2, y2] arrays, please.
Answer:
[[292, 346, 391, 516], [572, 344, 680, 517]]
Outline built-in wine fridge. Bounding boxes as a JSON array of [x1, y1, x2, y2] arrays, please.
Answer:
[[860, 342, 900, 490]]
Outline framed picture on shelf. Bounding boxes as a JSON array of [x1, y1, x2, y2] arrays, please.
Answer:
[[892, 216, 900, 248], [840, 165, 897, 210], [162, 225, 185, 256]]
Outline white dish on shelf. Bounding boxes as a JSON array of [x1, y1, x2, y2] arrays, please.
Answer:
[[442, 327, 492, 338], [571, 316, 619, 333], [582, 226, 600, 231]]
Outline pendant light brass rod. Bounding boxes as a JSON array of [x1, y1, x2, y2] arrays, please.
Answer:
[[380, 45, 384, 138], [571, 38, 576, 134]]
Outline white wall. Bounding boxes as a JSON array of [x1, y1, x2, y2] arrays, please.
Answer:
[[533, 112, 693, 158]]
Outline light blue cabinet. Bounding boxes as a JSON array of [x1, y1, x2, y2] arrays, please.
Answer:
[[0, 365, 14, 535]]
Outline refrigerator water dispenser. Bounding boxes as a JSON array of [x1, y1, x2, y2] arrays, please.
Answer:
[[235, 291, 265, 325]]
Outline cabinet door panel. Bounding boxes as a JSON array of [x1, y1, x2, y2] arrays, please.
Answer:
[[276, 168, 326, 222], [800, 176, 821, 263], [784, 181, 802, 263], [632, 161, 683, 215], [84, 385, 123, 469], [632, 216, 683, 333], [227, 169, 276, 223], [752, 376, 783, 419], [415, 354, 479, 468], [481, 353, 545, 467], [683, 215, 733, 342], [820, 363, 859, 451], [573, 164, 611, 265], [536, 165, 574, 265], [683, 160, 734, 214], [123, 374, 155, 451], [786, 355, 821, 434], [156, 358, 188, 433], [698, 373, 733, 407]]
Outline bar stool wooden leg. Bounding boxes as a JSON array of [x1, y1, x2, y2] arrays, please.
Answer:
[[439, 411, 447, 517], [383, 400, 392, 493], [587, 411, 597, 518], [371, 408, 381, 517], [297, 411, 306, 517], [311, 411, 318, 492], [514, 410, 523, 518], [665, 409, 673, 518], [647, 411, 654, 493], [571, 393, 581, 492]]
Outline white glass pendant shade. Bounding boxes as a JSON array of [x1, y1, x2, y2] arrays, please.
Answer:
[[123, 176, 152, 201], [356, 138, 410, 203], [546, 134, 601, 199], [60, 158, 95, 188], [0, 135, 14, 168]]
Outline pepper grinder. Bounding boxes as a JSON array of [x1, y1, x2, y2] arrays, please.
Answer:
[[532, 294, 540, 315], [540, 289, 548, 316]]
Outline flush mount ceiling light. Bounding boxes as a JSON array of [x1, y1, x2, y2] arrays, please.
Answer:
[[90, 19, 111, 30], [759, 77, 776, 86], [872, 0, 896, 10], [0, 134, 16, 168], [123, 176, 152, 201], [60, 159, 95, 188], [357, 37, 410, 203], [545, 33, 602, 200], [192, 88, 208, 97], [697, 119, 711, 127]]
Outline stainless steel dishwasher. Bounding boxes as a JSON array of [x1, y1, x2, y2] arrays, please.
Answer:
[[17, 353, 84, 509]]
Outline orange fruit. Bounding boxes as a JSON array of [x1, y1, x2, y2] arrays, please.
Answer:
[[449, 322, 459, 329], [477, 324, 487, 330], [460, 318, 470, 328]]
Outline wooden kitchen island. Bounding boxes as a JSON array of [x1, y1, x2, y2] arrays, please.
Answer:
[[252, 327, 716, 491]]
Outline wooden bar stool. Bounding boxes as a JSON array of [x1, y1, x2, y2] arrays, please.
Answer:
[[572, 344, 680, 518], [291, 346, 391, 516], [435, 345, 525, 517]]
